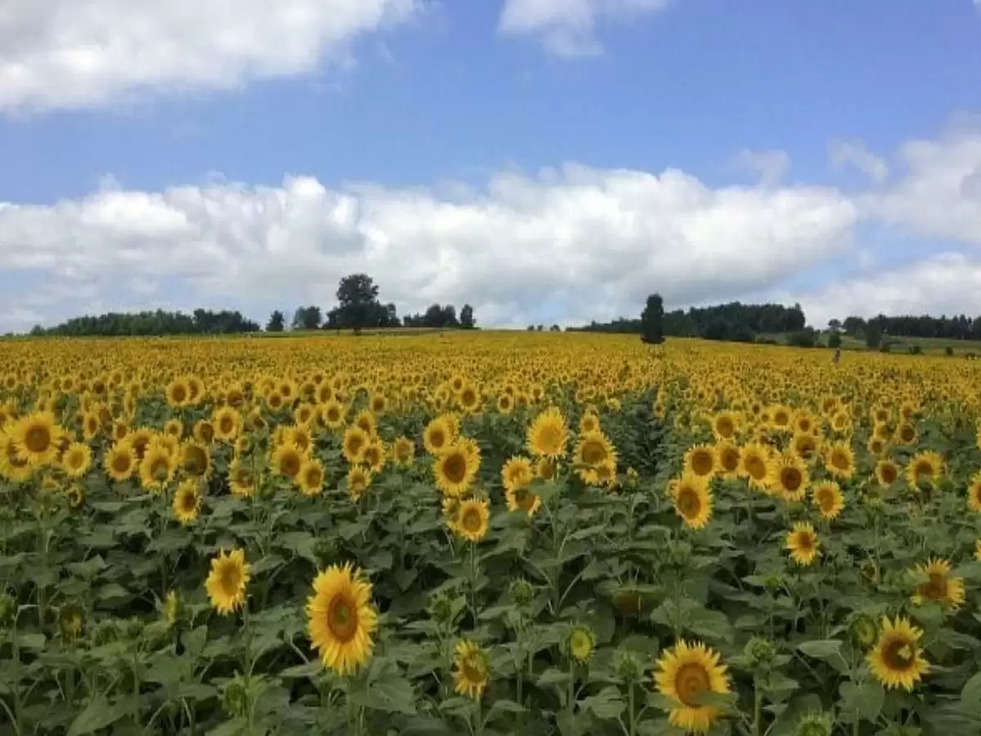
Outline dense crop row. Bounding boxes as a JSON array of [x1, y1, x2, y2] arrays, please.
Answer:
[[1, 333, 980, 735]]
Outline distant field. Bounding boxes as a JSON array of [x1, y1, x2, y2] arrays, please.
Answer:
[[762, 331, 981, 355]]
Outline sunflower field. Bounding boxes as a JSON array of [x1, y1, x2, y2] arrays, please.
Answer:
[[1, 332, 981, 736]]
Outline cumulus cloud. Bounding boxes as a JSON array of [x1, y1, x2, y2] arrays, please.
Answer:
[[499, 0, 671, 56], [829, 140, 889, 183], [733, 148, 791, 187], [797, 252, 981, 329], [0, 165, 857, 332], [0, 0, 419, 112], [861, 127, 981, 244]]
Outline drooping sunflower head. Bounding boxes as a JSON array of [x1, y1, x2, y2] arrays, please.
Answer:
[[536, 456, 557, 481], [867, 616, 929, 691], [454, 498, 490, 542], [506, 483, 542, 516], [653, 639, 730, 734], [910, 557, 965, 610], [453, 639, 490, 700], [785, 522, 820, 566], [205, 548, 250, 615], [811, 480, 844, 520], [172, 478, 202, 525], [670, 473, 713, 530], [526, 406, 568, 459], [180, 441, 211, 479], [307, 563, 378, 675], [683, 444, 717, 479]]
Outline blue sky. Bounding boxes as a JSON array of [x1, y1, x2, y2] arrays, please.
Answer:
[[1, 0, 980, 331]]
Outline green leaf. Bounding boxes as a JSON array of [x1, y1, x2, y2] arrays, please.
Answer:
[[67, 696, 130, 736], [797, 639, 843, 660], [487, 699, 526, 721], [580, 686, 625, 719], [349, 674, 416, 714]]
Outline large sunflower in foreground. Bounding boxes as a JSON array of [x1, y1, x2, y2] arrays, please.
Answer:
[[307, 563, 378, 675], [205, 548, 250, 615], [770, 452, 808, 502], [683, 444, 717, 479], [785, 522, 819, 566], [433, 440, 479, 497], [867, 616, 929, 691], [910, 557, 965, 610], [653, 640, 730, 734], [670, 473, 712, 530], [11, 411, 61, 467], [453, 640, 490, 699], [526, 407, 568, 459]]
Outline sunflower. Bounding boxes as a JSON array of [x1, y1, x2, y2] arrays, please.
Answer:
[[11, 411, 61, 467], [297, 458, 325, 497], [193, 419, 215, 445], [579, 411, 600, 434], [976, 539, 981, 561], [139, 443, 176, 492], [791, 432, 821, 462], [712, 411, 739, 441], [165, 377, 191, 408], [670, 473, 712, 530], [566, 625, 595, 663], [361, 440, 386, 474], [212, 406, 241, 441], [812, 480, 844, 520], [824, 442, 855, 479], [347, 466, 373, 501], [205, 548, 250, 615], [104, 441, 137, 482], [173, 479, 202, 525], [905, 450, 943, 489], [496, 393, 514, 414], [770, 452, 808, 502], [739, 443, 772, 490], [867, 436, 887, 456], [341, 426, 369, 464], [422, 416, 453, 455], [320, 400, 346, 430], [575, 430, 617, 469], [967, 472, 981, 512], [875, 459, 899, 486], [683, 444, 717, 479], [61, 442, 92, 478], [786, 522, 819, 566], [180, 441, 211, 478], [910, 557, 965, 610], [867, 616, 929, 691], [163, 418, 184, 439], [536, 456, 557, 481], [284, 424, 313, 455], [714, 441, 741, 478], [392, 436, 415, 466], [505, 483, 541, 516], [433, 440, 480, 497], [306, 563, 378, 675], [228, 459, 257, 498], [501, 456, 534, 491], [453, 640, 490, 699], [454, 498, 490, 541], [894, 422, 918, 446], [526, 407, 568, 459], [271, 442, 305, 481], [353, 410, 377, 438], [653, 640, 730, 734]]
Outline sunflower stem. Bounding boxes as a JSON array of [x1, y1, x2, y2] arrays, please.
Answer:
[[752, 678, 762, 736], [627, 681, 636, 736]]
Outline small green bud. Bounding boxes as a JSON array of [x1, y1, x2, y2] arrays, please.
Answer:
[[221, 677, 249, 718], [614, 649, 644, 683], [850, 613, 878, 649], [793, 712, 833, 736], [743, 636, 778, 668], [509, 578, 535, 606]]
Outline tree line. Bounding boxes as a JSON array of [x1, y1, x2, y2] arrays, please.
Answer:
[[34, 309, 260, 337], [832, 314, 981, 342]]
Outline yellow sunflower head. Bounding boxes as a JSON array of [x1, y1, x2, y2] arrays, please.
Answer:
[[824, 441, 855, 479], [205, 548, 250, 615], [683, 444, 717, 479], [653, 639, 730, 734], [454, 498, 490, 542], [909, 557, 965, 610], [867, 616, 929, 691], [875, 459, 899, 487], [172, 479, 202, 525], [738, 443, 772, 490], [61, 442, 92, 478], [669, 473, 713, 530], [785, 522, 820, 566], [526, 407, 568, 459], [453, 639, 490, 700], [770, 452, 808, 502], [905, 450, 943, 490], [811, 480, 844, 520], [341, 425, 370, 464], [433, 440, 480, 497], [297, 458, 325, 497], [306, 563, 378, 675]]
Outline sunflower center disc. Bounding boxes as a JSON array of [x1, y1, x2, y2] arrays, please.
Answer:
[[25, 426, 50, 452], [327, 595, 358, 642], [675, 663, 710, 706]]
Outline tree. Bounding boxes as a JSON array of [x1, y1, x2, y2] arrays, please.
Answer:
[[640, 294, 665, 344], [460, 304, 476, 329], [327, 274, 387, 332], [292, 306, 322, 330], [266, 310, 285, 332], [828, 333, 842, 349], [843, 316, 866, 336], [549, 324, 561, 332], [865, 323, 883, 349], [828, 318, 842, 334]]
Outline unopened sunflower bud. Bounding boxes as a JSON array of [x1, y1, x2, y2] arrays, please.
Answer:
[[614, 649, 644, 682], [509, 578, 535, 606], [743, 636, 777, 669], [793, 712, 833, 736]]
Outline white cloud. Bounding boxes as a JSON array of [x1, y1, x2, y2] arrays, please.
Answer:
[[861, 127, 981, 244], [0, 0, 419, 112], [798, 252, 981, 328], [0, 165, 856, 332], [499, 0, 671, 56], [733, 148, 791, 187], [829, 139, 889, 183]]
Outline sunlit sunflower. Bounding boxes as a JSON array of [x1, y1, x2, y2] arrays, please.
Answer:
[[228, 459, 256, 497], [139, 442, 176, 492], [791, 432, 821, 462], [347, 465, 373, 501], [711, 411, 739, 441], [575, 430, 617, 470], [320, 400, 346, 430], [212, 406, 241, 442], [306, 563, 378, 675], [392, 436, 415, 467], [453, 640, 490, 699], [579, 411, 601, 434], [824, 441, 855, 479], [433, 440, 480, 497], [785, 522, 819, 566], [867, 436, 887, 456], [770, 452, 809, 502], [502, 455, 534, 491], [361, 440, 386, 474], [505, 483, 541, 516], [713, 441, 741, 478], [271, 442, 305, 481], [683, 444, 717, 479], [165, 377, 191, 408], [173, 479, 202, 525], [910, 557, 965, 610], [422, 416, 453, 455], [739, 443, 772, 490], [654, 640, 730, 734], [526, 406, 568, 459], [867, 616, 929, 691], [11, 411, 61, 467], [669, 473, 712, 530], [812, 480, 844, 520], [104, 441, 137, 482], [905, 450, 943, 489], [297, 458, 325, 497], [454, 498, 490, 541], [61, 442, 92, 478], [205, 548, 250, 615], [340, 425, 368, 464], [966, 472, 981, 512]]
